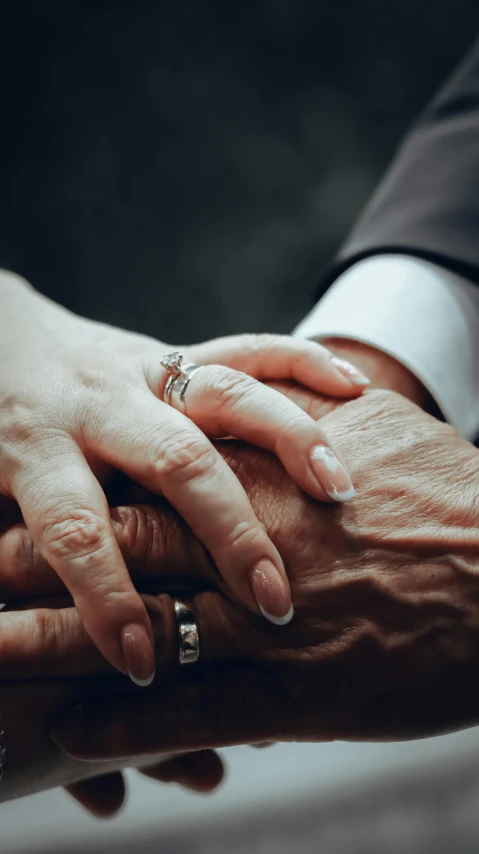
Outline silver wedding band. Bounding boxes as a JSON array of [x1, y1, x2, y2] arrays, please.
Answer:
[[160, 351, 204, 413], [174, 599, 200, 665]]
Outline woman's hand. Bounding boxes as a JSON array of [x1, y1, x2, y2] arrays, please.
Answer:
[[0, 271, 368, 682]]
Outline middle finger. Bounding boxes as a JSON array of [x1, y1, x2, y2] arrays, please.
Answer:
[[94, 395, 292, 624], [162, 364, 355, 503]]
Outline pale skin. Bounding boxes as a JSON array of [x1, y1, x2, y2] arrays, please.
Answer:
[[0, 270, 370, 686], [3, 347, 479, 812]]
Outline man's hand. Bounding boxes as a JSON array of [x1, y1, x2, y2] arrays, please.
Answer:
[[0, 666, 225, 805], [4, 389, 479, 758]]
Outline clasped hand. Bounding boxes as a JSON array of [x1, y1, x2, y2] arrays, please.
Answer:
[[0, 271, 367, 687], [3, 388, 479, 808]]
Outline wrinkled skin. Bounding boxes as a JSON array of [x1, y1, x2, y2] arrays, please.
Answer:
[[4, 389, 479, 777], [0, 674, 224, 806]]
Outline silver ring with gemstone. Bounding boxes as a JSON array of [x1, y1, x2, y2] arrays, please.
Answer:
[[174, 599, 200, 665], [160, 351, 204, 414]]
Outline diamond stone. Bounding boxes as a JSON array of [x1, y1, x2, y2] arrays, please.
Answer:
[[160, 351, 184, 375]]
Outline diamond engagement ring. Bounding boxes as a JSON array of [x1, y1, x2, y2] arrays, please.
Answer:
[[160, 351, 204, 413], [174, 599, 200, 665]]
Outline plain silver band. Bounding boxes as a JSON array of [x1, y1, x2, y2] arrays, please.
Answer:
[[174, 600, 200, 665], [164, 363, 204, 413]]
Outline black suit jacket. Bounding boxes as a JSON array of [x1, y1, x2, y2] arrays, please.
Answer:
[[321, 36, 479, 293]]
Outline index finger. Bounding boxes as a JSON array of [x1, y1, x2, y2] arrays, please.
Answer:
[[10, 437, 155, 686]]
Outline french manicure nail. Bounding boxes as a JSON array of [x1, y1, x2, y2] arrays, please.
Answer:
[[121, 623, 156, 687], [251, 559, 293, 626], [330, 356, 370, 386], [310, 445, 355, 502]]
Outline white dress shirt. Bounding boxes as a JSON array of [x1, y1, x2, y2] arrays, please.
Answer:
[[294, 254, 479, 440]]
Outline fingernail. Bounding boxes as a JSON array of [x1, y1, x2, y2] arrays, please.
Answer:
[[121, 623, 156, 687], [310, 445, 355, 502], [251, 559, 293, 626], [330, 356, 370, 386]]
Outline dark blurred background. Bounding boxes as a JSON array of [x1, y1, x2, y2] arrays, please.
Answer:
[[2, 0, 479, 344], [3, 2, 479, 852]]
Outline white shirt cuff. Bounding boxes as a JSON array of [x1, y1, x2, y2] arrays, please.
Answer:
[[294, 254, 479, 440]]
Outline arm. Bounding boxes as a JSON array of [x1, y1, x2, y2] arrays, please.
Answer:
[[296, 36, 479, 439], [295, 257, 479, 437]]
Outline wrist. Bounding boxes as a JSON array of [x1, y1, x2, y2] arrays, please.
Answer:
[[323, 337, 440, 415]]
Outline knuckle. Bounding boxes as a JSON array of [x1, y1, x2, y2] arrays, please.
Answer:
[[41, 508, 108, 564], [75, 363, 110, 394], [206, 367, 258, 410], [29, 607, 72, 661], [112, 505, 143, 558], [113, 505, 165, 567], [280, 410, 311, 436], [5, 525, 35, 582], [31, 609, 59, 658], [155, 432, 218, 486], [0, 397, 56, 480], [215, 519, 265, 557], [242, 332, 283, 353], [274, 412, 312, 456]]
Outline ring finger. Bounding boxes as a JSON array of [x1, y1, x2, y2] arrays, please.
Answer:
[[156, 363, 355, 503]]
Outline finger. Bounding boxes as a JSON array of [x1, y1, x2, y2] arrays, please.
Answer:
[[169, 365, 356, 503], [65, 772, 126, 818], [139, 750, 225, 792], [0, 523, 63, 599], [0, 596, 175, 679], [95, 395, 292, 625], [190, 334, 370, 397], [0, 500, 213, 600], [0, 590, 279, 680], [266, 380, 341, 421], [11, 436, 155, 686], [51, 665, 293, 760]]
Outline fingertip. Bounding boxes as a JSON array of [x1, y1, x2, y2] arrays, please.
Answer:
[[66, 773, 126, 818], [329, 356, 370, 388], [144, 750, 226, 793], [120, 623, 156, 687], [259, 602, 294, 626], [309, 445, 355, 504], [251, 559, 293, 626]]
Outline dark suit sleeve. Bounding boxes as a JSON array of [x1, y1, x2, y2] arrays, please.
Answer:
[[321, 36, 479, 293]]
